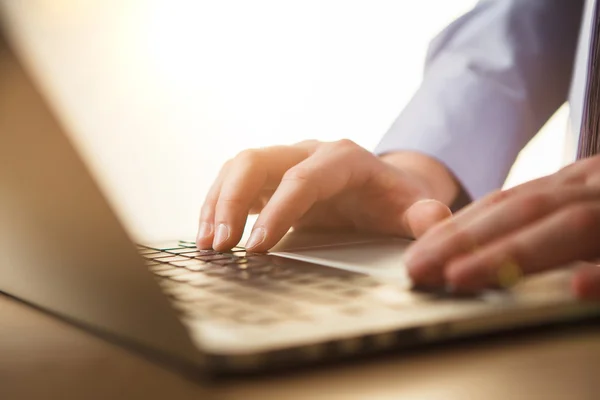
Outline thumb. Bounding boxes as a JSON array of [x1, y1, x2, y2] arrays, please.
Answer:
[[572, 263, 600, 301], [403, 199, 452, 238]]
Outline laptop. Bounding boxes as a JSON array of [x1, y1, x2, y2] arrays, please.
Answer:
[[1, 24, 599, 378]]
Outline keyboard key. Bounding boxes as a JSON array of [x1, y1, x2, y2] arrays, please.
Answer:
[[170, 259, 208, 270], [164, 255, 195, 263], [290, 277, 318, 285], [338, 289, 365, 298], [209, 258, 240, 266], [227, 250, 262, 258], [175, 251, 205, 258], [170, 287, 208, 302], [228, 291, 272, 304], [153, 268, 190, 278], [195, 249, 222, 256], [258, 282, 295, 294], [195, 254, 234, 261], [205, 303, 243, 319], [268, 268, 295, 279], [187, 275, 216, 287], [316, 283, 349, 291], [169, 272, 207, 283], [231, 310, 279, 325], [177, 240, 197, 248], [145, 241, 189, 251], [165, 248, 202, 255], [339, 306, 365, 316], [347, 277, 381, 287], [370, 287, 431, 308], [156, 278, 182, 291], [145, 260, 162, 266], [144, 253, 174, 260], [138, 249, 161, 255], [206, 285, 246, 296], [149, 264, 175, 272], [206, 268, 240, 278], [296, 292, 341, 305]]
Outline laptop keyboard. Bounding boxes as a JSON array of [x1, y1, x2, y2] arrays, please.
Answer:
[[138, 241, 433, 326]]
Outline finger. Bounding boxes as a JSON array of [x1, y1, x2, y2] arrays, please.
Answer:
[[405, 187, 600, 286], [292, 203, 351, 230], [411, 176, 554, 254], [212, 146, 310, 251], [245, 140, 375, 251], [401, 199, 452, 287], [403, 199, 451, 238], [444, 202, 600, 291], [293, 139, 320, 153], [572, 263, 600, 301], [248, 192, 272, 215], [196, 161, 231, 249], [454, 175, 553, 219]]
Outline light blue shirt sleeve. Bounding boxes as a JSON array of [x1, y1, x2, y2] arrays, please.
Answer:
[[375, 0, 584, 201]]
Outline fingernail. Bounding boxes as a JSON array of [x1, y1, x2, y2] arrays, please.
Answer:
[[197, 222, 213, 240], [246, 227, 266, 249], [213, 223, 230, 248]]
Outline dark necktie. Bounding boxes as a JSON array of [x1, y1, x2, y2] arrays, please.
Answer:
[[579, 0, 600, 159]]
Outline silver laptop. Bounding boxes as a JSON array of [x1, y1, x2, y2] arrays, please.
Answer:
[[1, 25, 599, 377]]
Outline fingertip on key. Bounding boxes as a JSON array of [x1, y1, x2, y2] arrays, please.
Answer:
[[245, 227, 266, 251], [196, 221, 214, 249], [212, 223, 231, 250], [403, 252, 445, 288]]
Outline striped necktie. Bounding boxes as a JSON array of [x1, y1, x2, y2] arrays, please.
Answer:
[[579, 0, 600, 158]]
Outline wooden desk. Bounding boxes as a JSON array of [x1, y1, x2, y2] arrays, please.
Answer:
[[1, 293, 599, 400]]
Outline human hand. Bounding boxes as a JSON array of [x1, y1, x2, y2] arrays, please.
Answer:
[[197, 140, 458, 252], [403, 155, 600, 301]]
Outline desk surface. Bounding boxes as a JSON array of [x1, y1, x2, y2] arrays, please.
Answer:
[[2, 293, 600, 400]]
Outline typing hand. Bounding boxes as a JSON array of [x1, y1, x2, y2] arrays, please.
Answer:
[[403, 155, 600, 301], [196, 140, 456, 252]]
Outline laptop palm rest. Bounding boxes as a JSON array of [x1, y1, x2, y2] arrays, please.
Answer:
[[268, 231, 412, 284]]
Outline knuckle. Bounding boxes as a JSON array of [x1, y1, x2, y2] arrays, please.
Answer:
[[295, 139, 320, 147], [518, 193, 552, 216], [580, 155, 600, 170], [235, 148, 263, 166], [221, 158, 234, 173], [200, 203, 214, 220], [484, 189, 511, 206], [282, 166, 314, 184], [450, 227, 478, 254], [335, 138, 358, 148], [557, 166, 586, 185], [325, 139, 359, 153], [319, 139, 367, 163], [561, 204, 600, 234], [218, 196, 247, 210]]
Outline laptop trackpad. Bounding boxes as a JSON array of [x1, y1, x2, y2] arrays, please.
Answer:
[[268, 231, 412, 282]]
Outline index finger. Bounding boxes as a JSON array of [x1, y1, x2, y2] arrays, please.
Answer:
[[211, 146, 311, 250], [244, 140, 376, 251]]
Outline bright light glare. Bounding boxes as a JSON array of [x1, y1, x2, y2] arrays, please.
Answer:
[[3, 0, 563, 241]]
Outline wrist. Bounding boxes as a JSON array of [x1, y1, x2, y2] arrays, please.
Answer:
[[380, 151, 460, 206]]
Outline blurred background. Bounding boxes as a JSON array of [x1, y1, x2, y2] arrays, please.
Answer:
[[2, 0, 568, 242]]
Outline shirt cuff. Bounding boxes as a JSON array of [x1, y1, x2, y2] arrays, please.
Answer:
[[374, 65, 532, 201]]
